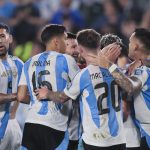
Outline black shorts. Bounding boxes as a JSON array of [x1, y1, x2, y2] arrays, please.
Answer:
[[83, 140, 126, 150], [127, 148, 140, 150], [140, 137, 150, 150], [22, 123, 65, 150], [67, 140, 79, 150]]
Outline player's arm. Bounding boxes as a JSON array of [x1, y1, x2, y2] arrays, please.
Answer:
[[109, 67, 142, 95], [35, 87, 70, 103], [35, 71, 82, 103], [10, 101, 19, 119], [86, 43, 142, 95], [17, 64, 30, 104], [0, 93, 17, 104], [17, 85, 30, 104]]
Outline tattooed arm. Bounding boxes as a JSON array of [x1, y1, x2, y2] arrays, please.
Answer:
[[110, 67, 142, 95], [86, 43, 142, 95], [0, 93, 17, 104], [35, 87, 70, 103]]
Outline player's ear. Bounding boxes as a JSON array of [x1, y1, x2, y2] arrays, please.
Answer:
[[52, 38, 58, 47], [9, 34, 13, 44], [134, 43, 139, 51]]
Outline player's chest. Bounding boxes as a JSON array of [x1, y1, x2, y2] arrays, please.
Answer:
[[0, 62, 18, 79]]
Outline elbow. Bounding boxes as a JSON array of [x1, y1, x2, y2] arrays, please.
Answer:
[[126, 86, 134, 96], [17, 94, 30, 104], [17, 94, 25, 102]]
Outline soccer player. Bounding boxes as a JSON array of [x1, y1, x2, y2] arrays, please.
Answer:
[[35, 29, 126, 150], [100, 33, 141, 150], [66, 32, 86, 69], [0, 23, 23, 150], [66, 32, 78, 60], [17, 24, 79, 150], [85, 28, 150, 150], [65, 32, 81, 150]]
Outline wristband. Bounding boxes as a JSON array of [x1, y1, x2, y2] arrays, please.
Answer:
[[108, 64, 118, 73]]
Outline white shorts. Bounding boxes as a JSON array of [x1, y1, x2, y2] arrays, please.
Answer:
[[0, 119, 22, 150]]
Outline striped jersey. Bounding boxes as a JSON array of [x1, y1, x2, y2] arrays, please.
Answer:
[[19, 51, 79, 131], [64, 65, 126, 147], [132, 66, 150, 147], [0, 55, 23, 139]]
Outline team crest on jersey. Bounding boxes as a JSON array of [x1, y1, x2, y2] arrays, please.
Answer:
[[135, 69, 143, 75], [1, 69, 17, 78]]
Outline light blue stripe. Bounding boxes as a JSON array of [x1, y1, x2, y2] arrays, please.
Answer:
[[142, 69, 150, 110], [55, 54, 68, 110], [100, 68, 119, 136], [55, 131, 69, 150], [36, 52, 50, 115], [135, 119, 150, 148], [0, 60, 12, 138], [21, 146, 28, 150], [81, 70, 100, 128], [14, 59, 23, 84]]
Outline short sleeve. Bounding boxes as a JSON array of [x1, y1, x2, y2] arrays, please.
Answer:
[[131, 66, 148, 86], [64, 72, 82, 100], [18, 65, 27, 86], [64, 55, 80, 81]]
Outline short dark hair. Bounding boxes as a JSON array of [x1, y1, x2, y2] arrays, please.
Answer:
[[0, 23, 10, 33], [119, 43, 128, 57], [41, 24, 66, 45], [134, 28, 150, 51], [67, 32, 76, 39], [100, 33, 128, 57], [100, 33, 122, 49], [77, 29, 101, 49]]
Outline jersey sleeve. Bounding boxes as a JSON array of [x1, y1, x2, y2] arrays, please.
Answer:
[[131, 66, 148, 87], [64, 71, 82, 100], [64, 55, 80, 81], [18, 64, 27, 86]]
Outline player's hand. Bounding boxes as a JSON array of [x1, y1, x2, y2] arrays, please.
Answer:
[[127, 60, 142, 75], [101, 43, 121, 63], [10, 93, 17, 101], [35, 87, 50, 100], [87, 43, 121, 68]]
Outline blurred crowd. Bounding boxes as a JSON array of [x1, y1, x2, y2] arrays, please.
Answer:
[[1, 0, 150, 61]]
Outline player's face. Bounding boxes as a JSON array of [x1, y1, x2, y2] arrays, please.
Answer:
[[57, 32, 67, 54], [0, 29, 11, 57], [128, 33, 137, 60], [66, 38, 79, 59]]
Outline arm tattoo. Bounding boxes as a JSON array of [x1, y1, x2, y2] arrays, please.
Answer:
[[48, 91, 70, 103], [111, 68, 142, 95]]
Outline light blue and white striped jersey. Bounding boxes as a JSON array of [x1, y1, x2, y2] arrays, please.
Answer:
[[19, 51, 79, 131], [0, 55, 23, 139], [132, 66, 150, 147], [64, 65, 126, 147]]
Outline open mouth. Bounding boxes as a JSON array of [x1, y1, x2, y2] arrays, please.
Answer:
[[72, 53, 79, 58], [0, 45, 4, 49]]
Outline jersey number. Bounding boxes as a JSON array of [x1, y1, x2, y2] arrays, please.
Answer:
[[94, 81, 121, 115], [32, 70, 52, 115]]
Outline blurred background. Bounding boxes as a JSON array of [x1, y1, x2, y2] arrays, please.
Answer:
[[1, 0, 150, 61]]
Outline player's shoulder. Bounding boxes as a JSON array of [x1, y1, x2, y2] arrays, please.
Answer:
[[62, 54, 76, 62], [24, 53, 43, 65], [134, 65, 148, 76], [76, 65, 90, 78], [8, 55, 24, 65]]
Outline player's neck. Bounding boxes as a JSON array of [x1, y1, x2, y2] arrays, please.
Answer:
[[86, 51, 97, 66], [0, 54, 7, 61], [45, 45, 58, 53]]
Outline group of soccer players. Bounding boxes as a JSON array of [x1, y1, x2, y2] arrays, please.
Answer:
[[0, 22, 150, 150]]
